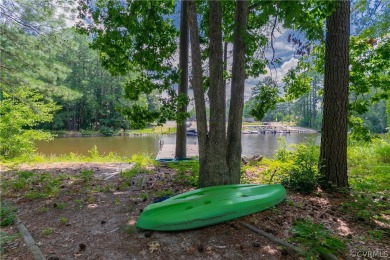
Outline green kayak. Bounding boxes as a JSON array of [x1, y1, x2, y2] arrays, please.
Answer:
[[136, 184, 286, 231]]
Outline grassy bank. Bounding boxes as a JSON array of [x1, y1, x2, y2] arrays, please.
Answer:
[[49, 125, 176, 137]]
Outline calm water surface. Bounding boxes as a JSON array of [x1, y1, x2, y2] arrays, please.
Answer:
[[36, 133, 320, 158]]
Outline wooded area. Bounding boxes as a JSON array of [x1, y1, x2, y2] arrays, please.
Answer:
[[1, 1, 389, 259]]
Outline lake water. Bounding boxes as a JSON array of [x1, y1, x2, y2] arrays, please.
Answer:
[[36, 133, 320, 158]]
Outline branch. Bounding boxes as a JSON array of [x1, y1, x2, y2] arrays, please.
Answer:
[[239, 221, 304, 255], [270, 14, 278, 64], [16, 216, 46, 260], [240, 221, 339, 260], [0, 64, 15, 71], [0, 47, 24, 62], [248, 2, 262, 11], [0, 6, 41, 35]]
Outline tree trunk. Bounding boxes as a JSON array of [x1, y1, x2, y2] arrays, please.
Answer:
[[175, 0, 189, 159], [320, 0, 350, 188], [226, 0, 249, 184], [188, 0, 208, 182], [200, 0, 230, 187]]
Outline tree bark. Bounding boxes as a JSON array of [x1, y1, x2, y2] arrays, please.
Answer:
[[175, 0, 189, 159], [200, 0, 230, 187], [227, 0, 249, 184], [320, 0, 350, 188], [188, 0, 208, 181]]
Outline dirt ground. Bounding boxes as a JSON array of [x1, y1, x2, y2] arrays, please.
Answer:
[[1, 162, 389, 260]]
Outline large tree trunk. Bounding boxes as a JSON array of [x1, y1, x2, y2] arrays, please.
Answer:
[[320, 0, 350, 188], [188, 0, 208, 181], [175, 0, 189, 159], [226, 0, 249, 184], [200, 0, 230, 187]]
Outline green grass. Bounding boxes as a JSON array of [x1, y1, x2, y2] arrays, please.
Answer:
[[0, 202, 16, 227], [290, 218, 346, 258], [168, 160, 199, 187], [348, 139, 390, 193], [1, 145, 129, 165], [0, 231, 18, 254], [128, 125, 176, 135], [41, 227, 54, 236], [1, 171, 68, 200]]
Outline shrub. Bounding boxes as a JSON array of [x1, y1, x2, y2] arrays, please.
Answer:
[[129, 154, 155, 170], [99, 126, 114, 136], [279, 142, 320, 194]]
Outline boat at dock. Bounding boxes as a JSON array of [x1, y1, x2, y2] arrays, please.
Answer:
[[186, 129, 198, 136]]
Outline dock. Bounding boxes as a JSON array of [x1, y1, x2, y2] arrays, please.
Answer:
[[156, 144, 199, 159]]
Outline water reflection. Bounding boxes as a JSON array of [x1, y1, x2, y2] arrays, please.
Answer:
[[36, 133, 320, 158]]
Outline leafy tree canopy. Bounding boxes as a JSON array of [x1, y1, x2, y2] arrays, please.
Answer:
[[77, 0, 179, 126]]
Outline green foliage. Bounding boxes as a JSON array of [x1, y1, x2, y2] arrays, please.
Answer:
[[169, 161, 199, 187], [0, 3, 81, 143], [59, 217, 69, 225], [2, 147, 128, 164], [283, 70, 312, 101], [119, 154, 155, 184], [374, 141, 390, 163], [348, 138, 390, 192], [0, 88, 60, 158], [80, 170, 94, 183], [99, 126, 115, 136], [41, 227, 54, 236], [272, 138, 320, 194], [243, 158, 292, 184], [353, 0, 390, 38], [0, 231, 18, 254], [129, 154, 156, 170], [275, 137, 290, 162], [280, 3, 390, 134], [387, 100, 390, 130], [0, 202, 17, 227], [2, 171, 66, 199], [43, 29, 136, 132], [367, 229, 385, 240], [121, 103, 160, 129], [340, 193, 389, 225], [282, 144, 320, 194], [77, 0, 179, 127], [88, 145, 100, 159], [119, 169, 140, 185], [249, 77, 281, 121], [290, 218, 346, 258], [346, 152, 388, 227]]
